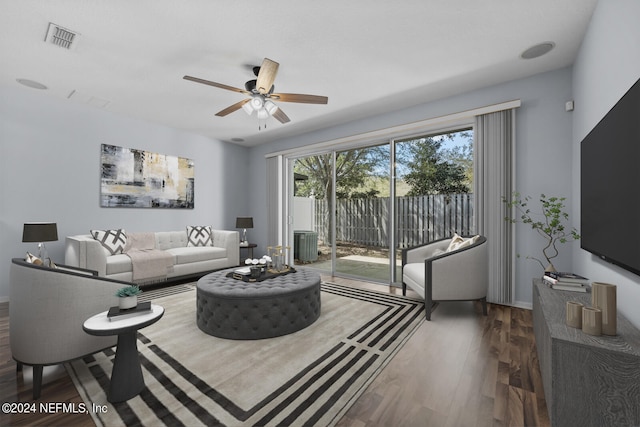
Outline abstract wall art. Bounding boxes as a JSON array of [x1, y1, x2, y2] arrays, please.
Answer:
[[100, 144, 194, 208]]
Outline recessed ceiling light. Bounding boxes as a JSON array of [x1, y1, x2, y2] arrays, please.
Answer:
[[16, 78, 48, 90], [520, 42, 555, 60]]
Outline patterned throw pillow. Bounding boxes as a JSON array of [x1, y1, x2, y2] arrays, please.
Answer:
[[91, 229, 127, 255], [187, 225, 212, 247], [25, 252, 43, 265], [446, 233, 466, 252], [446, 233, 480, 252]]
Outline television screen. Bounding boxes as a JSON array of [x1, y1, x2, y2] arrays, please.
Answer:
[[581, 77, 640, 276]]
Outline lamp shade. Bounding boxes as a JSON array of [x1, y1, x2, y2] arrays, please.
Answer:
[[235, 217, 254, 229], [22, 222, 58, 242]]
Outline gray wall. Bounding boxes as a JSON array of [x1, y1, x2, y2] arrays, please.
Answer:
[[0, 84, 249, 301], [247, 67, 575, 307], [572, 0, 640, 327], [4, 0, 638, 320]]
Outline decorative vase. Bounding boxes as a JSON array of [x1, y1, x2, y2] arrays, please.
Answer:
[[592, 282, 617, 335], [582, 307, 602, 336], [119, 295, 137, 310], [566, 301, 583, 328]]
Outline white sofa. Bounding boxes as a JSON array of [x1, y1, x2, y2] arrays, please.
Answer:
[[65, 229, 239, 283]]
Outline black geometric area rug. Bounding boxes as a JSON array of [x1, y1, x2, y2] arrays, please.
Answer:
[[67, 282, 425, 427]]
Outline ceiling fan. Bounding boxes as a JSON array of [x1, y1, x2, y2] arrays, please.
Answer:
[[183, 58, 328, 125]]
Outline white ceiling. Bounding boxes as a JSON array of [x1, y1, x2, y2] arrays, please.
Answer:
[[0, 0, 598, 147]]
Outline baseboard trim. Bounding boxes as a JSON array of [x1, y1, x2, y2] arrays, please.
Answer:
[[489, 300, 532, 311], [511, 300, 533, 310]]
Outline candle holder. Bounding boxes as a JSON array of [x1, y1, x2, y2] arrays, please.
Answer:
[[566, 301, 584, 328], [267, 245, 291, 273], [592, 282, 617, 336]]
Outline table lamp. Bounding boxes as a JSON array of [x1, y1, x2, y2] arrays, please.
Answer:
[[236, 217, 253, 246], [22, 222, 58, 265]]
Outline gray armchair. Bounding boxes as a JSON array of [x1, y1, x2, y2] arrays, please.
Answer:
[[401, 235, 488, 320], [9, 258, 131, 399]]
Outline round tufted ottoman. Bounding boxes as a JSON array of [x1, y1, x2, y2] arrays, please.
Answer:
[[196, 267, 321, 340]]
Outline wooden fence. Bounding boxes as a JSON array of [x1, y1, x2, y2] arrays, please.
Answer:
[[314, 193, 474, 248]]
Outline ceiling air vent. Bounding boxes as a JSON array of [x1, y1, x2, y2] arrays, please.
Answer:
[[45, 23, 78, 49]]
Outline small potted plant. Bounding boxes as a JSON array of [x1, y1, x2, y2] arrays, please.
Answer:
[[115, 285, 142, 309], [503, 192, 580, 272]]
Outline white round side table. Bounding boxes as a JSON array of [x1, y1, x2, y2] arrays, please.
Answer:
[[83, 304, 164, 403]]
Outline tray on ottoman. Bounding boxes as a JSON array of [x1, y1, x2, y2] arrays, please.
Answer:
[[226, 267, 296, 282]]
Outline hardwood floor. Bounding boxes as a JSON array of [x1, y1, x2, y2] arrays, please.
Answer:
[[0, 278, 549, 427]]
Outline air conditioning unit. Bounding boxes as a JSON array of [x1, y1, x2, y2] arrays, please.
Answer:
[[294, 231, 318, 262]]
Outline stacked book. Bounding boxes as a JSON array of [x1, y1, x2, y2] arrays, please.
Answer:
[[542, 272, 590, 292]]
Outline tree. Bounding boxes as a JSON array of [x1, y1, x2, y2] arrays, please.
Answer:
[[400, 136, 470, 196], [294, 147, 387, 199], [503, 192, 580, 271], [294, 147, 388, 243], [441, 134, 473, 188]]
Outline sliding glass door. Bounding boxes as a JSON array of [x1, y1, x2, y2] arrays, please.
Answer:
[[393, 129, 475, 284], [287, 128, 474, 286], [290, 144, 392, 284], [334, 144, 391, 282]]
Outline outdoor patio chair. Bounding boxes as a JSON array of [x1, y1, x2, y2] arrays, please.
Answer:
[[401, 235, 488, 320]]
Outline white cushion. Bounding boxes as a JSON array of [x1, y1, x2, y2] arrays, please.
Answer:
[[155, 231, 188, 250], [186, 225, 213, 247], [105, 254, 133, 275], [432, 248, 446, 257], [403, 263, 425, 295], [167, 247, 226, 264]]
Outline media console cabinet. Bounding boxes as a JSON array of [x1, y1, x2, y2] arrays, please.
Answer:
[[532, 279, 640, 426]]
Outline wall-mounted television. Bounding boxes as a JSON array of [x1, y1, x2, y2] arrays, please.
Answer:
[[581, 77, 640, 276]]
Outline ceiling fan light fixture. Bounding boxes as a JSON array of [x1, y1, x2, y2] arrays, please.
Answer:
[[264, 100, 278, 115], [250, 96, 264, 110], [242, 102, 254, 115], [183, 57, 328, 128], [257, 109, 269, 120]]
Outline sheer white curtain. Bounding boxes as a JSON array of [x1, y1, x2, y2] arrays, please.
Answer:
[[474, 109, 515, 305]]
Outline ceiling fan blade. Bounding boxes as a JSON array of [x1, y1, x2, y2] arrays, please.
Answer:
[[183, 75, 250, 95], [271, 93, 328, 104], [272, 108, 291, 124], [256, 58, 279, 95], [215, 99, 250, 117]]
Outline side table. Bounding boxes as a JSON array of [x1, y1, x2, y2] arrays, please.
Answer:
[[83, 304, 164, 403], [240, 242, 257, 259]]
